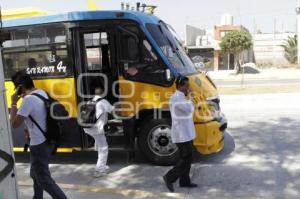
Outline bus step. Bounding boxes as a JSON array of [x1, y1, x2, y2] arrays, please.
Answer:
[[105, 119, 124, 136]]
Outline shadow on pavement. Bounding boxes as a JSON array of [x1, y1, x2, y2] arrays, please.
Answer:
[[16, 116, 300, 198], [188, 117, 300, 198]]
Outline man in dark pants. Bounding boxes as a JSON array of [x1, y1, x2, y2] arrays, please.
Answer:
[[10, 71, 68, 199], [163, 76, 198, 192]]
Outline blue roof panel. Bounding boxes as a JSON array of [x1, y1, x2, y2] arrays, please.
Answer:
[[3, 11, 161, 28]]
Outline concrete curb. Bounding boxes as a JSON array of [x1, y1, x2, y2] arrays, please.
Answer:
[[18, 181, 186, 199]]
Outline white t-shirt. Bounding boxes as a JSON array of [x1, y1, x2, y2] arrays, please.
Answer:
[[83, 96, 114, 136], [169, 90, 196, 143], [17, 89, 47, 146]]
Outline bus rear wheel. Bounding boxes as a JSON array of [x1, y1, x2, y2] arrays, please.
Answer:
[[138, 118, 179, 166]]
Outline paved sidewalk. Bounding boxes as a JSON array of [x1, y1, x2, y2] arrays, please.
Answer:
[[16, 155, 188, 199], [19, 181, 184, 199]]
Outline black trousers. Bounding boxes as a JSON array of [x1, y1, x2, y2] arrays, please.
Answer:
[[30, 142, 68, 199], [165, 141, 193, 185]]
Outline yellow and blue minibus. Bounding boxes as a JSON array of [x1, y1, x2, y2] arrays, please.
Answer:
[[1, 10, 227, 165]]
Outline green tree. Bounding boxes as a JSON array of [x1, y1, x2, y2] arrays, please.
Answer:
[[280, 35, 297, 64], [220, 30, 252, 73]]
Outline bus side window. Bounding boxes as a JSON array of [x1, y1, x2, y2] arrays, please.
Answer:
[[83, 32, 111, 73], [83, 33, 102, 71], [119, 25, 172, 86], [2, 24, 71, 79]]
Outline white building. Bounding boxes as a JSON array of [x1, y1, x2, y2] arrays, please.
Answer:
[[254, 32, 295, 65], [185, 14, 253, 71], [297, 0, 300, 64]]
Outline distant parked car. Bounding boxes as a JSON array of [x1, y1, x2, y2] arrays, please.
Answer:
[[192, 56, 205, 70], [241, 63, 260, 74], [195, 62, 205, 71]]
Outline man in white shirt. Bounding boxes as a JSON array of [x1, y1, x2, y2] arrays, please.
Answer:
[[10, 72, 68, 199], [83, 80, 114, 177], [163, 76, 198, 192]]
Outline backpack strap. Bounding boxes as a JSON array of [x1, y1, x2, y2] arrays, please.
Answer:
[[93, 97, 103, 103], [29, 92, 49, 140], [94, 98, 104, 122], [28, 115, 48, 140], [31, 93, 49, 102]]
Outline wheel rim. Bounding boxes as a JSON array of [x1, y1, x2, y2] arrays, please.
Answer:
[[147, 124, 178, 157]]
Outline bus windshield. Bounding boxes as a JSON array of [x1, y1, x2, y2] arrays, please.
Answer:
[[146, 22, 197, 75]]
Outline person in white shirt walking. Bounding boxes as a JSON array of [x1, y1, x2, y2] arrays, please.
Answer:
[[83, 80, 114, 177], [163, 76, 198, 192], [10, 71, 68, 199]]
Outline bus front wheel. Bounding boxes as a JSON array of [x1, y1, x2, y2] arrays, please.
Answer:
[[138, 118, 179, 166]]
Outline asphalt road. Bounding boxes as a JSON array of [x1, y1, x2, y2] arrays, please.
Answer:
[[215, 78, 300, 87], [16, 93, 300, 199]]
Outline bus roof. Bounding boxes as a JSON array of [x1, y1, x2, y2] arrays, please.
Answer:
[[2, 10, 161, 28]]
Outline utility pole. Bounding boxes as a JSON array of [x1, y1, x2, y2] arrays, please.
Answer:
[[296, 0, 300, 64], [0, 7, 19, 199]]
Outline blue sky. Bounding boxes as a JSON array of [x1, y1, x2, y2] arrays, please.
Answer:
[[1, 0, 297, 38]]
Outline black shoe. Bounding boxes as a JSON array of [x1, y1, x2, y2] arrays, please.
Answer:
[[163, 176, 174, 192], [180, 183, 198, 188]]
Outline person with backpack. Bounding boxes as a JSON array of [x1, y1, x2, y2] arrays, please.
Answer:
[[10, 71, 68, 199], [82, 80, 114, 177]]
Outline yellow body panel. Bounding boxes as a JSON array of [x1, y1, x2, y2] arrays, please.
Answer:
[[188, 73, 225, 154], [118, 73, 224, 155], [188, 73, 217, 123], [118, 76, 176, 117], [193, 122, 224, 154], [13, 147, 81, 153], [5, 78, 78, 117], [6, 73, 224, 155]]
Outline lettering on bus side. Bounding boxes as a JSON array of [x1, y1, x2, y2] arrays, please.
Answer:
[[26, 61, 67, 75]]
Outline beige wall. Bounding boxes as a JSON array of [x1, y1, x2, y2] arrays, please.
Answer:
[[254, 33, 295, 65]]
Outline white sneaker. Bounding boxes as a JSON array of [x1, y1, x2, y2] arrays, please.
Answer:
[[93, 166, 110, 178], [93, 170, 107, 178], [105, 166, 110, 172]]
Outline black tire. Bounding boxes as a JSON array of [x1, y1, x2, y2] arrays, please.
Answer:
[[138, 118, 179, 166]]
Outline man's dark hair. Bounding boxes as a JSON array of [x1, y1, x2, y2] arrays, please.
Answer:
[[175, 76, 189, 88], [11, 71, 35, 90], [90, 79, 104, 95]]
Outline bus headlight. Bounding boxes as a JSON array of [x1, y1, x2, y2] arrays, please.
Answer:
[[207, 96, 228, 131], [207, 96, 221, 115], [207, 102, 220, 119]]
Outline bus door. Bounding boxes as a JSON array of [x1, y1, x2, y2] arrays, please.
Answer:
[[115, 23, 175, 158], [73, 28, 119, 147]]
